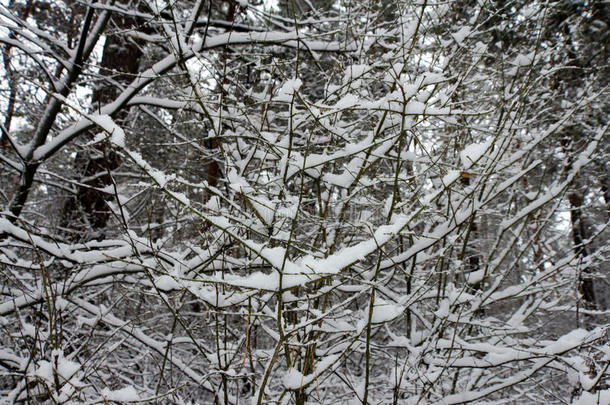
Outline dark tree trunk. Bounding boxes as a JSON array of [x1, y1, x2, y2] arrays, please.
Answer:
[[62, 11, 143, 239], [568, 189, 597, 310]]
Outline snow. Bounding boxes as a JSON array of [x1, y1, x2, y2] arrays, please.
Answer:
[[283, 367, 314, 389], [203, 31, 356, 53], [465, 270, 484, 285], [187, 214, 411, 291], [399, 83, 418, 99], [283, 354, 339, 390], [460, 140, 491, 169], [434, 299, 450, 318], [371, 299, 404, 323], [4, 4, 608, 405], [101, 386, 141, 402], [260, 246, 287, 270], [149, 169, 168, 188], [33, 350, 81, 386], [248, 196, 277, 225], [323, 172, 354, 188], [603, 345, 610, 361], [335, 94, 359, 109], [275, 78, 302, 102], [572, 389, 610, 405], [422, 72, 447, 85], [452, 26, 471, 45], [154, 275, 181, 291], [514, 52, 535, 67], [88, 114, 126, 147], [343, 64, 367, 83], [33, 359, 53, 382], [406, 101, 426, 114], [442, 170, 460, 186], [227, 169, 254, 193], [542, 329, 589, 354]]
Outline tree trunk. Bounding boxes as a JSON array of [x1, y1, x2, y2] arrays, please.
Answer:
[[568, 188, 597, 310], [62, 11, 143, 239]]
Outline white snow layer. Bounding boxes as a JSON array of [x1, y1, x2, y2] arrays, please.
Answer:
[[460, 140, 491, 169], [101, 386, 141, 402], [572, 389, 610, 405], [275, 78, 302, 102], [89, 114, 126, 147]]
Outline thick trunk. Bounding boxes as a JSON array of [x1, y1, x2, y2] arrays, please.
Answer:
[[63, 12, 143, 239], [568, 190, 597, 310]]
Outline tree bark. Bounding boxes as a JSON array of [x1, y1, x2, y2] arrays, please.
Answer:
[[568, 189, 597, 310], [62, 10, 143, 239]]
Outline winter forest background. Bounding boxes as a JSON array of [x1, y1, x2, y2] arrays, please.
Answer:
[[0, 0, 608, 403]]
